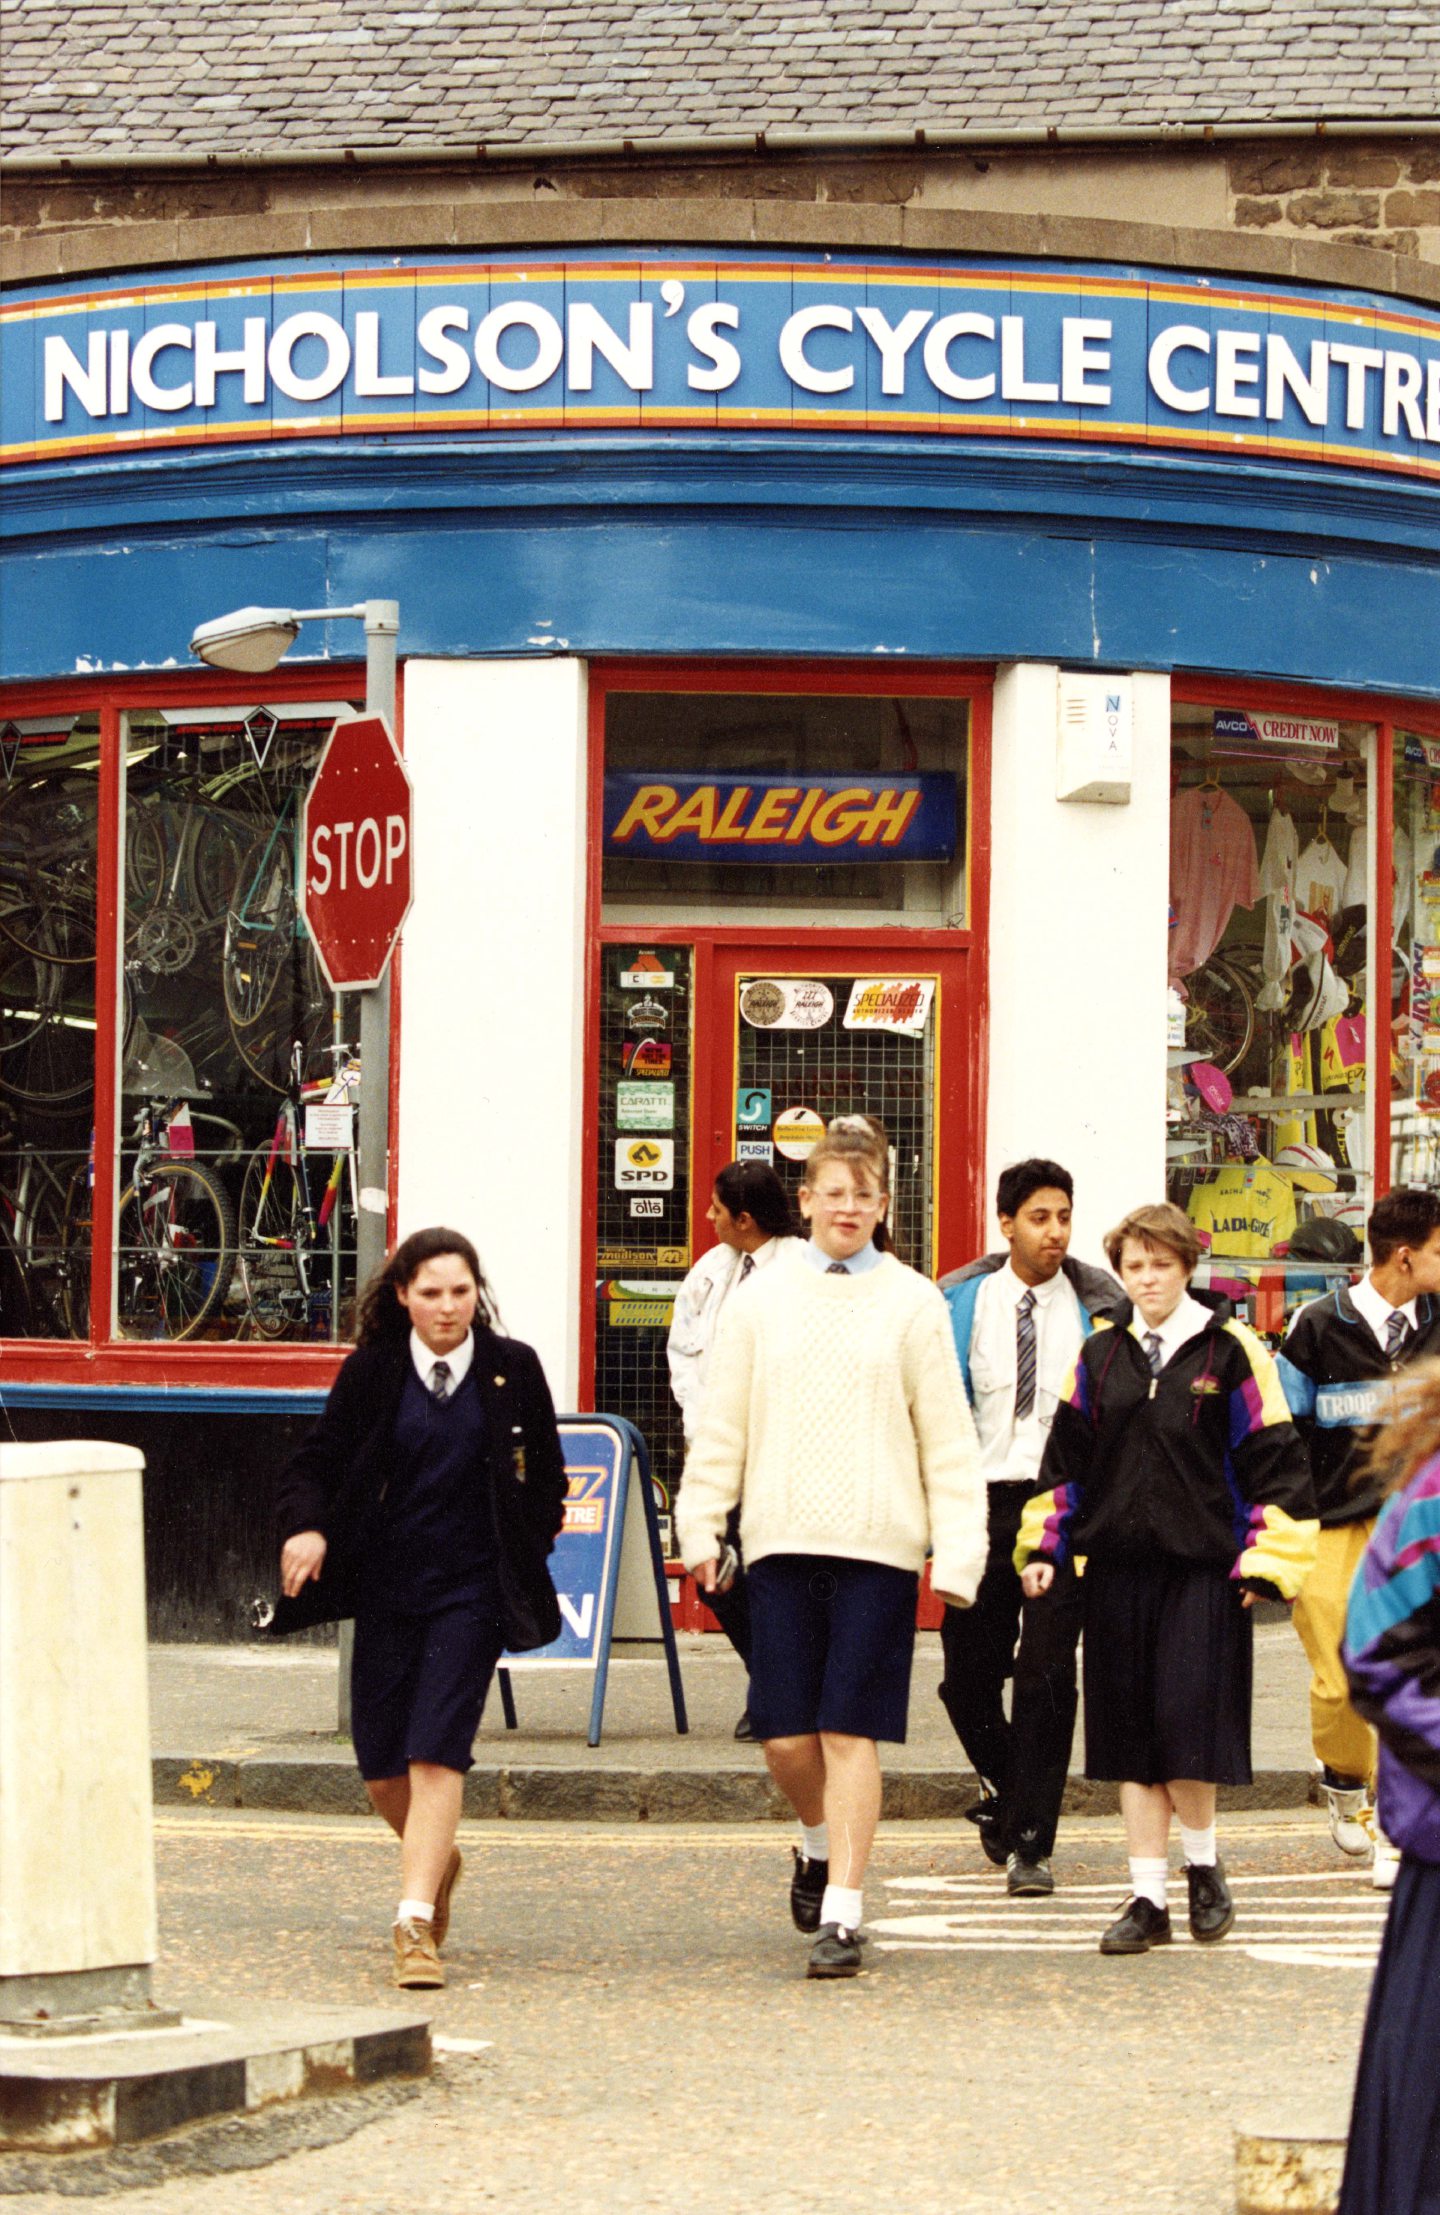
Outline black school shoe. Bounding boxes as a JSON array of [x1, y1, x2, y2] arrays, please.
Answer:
[[790, 1849, 829, 1933], [807, 1923, 865, 1979], [1098, 1897, 1173, 1954], [964, 1793, 1008, 1869], [1186, 1860, 1235, 1943]]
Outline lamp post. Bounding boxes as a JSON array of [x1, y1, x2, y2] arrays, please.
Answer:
[[189, 599, 400, 1300]]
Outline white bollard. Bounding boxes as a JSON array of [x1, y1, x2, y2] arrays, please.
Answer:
[[0, 1441, 160, 2030]]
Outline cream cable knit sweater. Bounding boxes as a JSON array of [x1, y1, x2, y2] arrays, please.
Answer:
[[676, 1242, 986, 1604]]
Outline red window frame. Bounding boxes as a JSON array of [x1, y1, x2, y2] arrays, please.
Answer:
[[0, 663, 403, 1388], [1172, 673, 1440, 1209], [579, 656, 994, 1406]]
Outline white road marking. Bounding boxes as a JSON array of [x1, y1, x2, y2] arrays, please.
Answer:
[[873, 1866, 1388, 1967]]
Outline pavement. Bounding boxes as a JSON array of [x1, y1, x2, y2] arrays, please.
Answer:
[[150, 1619, 1322, 1820]]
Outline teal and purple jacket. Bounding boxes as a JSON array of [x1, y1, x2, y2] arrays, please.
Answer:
[[1344, 1450, 1440, 1864], [1014, 1290, 1319, 1601]]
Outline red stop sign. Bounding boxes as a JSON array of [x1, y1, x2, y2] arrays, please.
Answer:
[[301, 713, 413, 991]]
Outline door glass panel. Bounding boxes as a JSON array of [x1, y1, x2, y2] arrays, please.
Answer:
[[1393, 729, 1440, 1190], [593, 943, 694, 1541], [735, 971, 937, 1272], [0, 715, 98, 1338]]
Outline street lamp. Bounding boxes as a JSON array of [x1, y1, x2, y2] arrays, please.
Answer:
[[188, 598, 401, 1299]]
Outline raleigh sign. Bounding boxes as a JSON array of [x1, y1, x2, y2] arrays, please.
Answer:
[[5, 251, 1438, 483]]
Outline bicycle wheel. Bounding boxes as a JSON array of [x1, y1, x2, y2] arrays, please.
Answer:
[[59, 1164, 92, 1338], [20, 1157, 83, 1339], [123, 805, 167, 924], [0, 893, 97, 969], [189, 806, 250, 922], [116, 1158, 236, 1341], [230, 933, 333, 1094], [223, 833, 296, 1027], [237, 1144, 306, 1338], [0, 938, 94, 1107], [1183, 955, 1256, 1077]]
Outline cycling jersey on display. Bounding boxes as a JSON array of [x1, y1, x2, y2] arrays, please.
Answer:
[[1187, 1159, 1298, 1258]]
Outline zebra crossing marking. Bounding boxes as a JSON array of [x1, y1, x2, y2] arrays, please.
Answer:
[[870, 1864, 1388, 1969]]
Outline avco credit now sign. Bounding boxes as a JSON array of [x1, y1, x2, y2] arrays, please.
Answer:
[[5, 250, 1438, 483]]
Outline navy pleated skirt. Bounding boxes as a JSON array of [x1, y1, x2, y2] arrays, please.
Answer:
[[1081, 1556, 1253, 1786], [1339, 1853, 1440, 2215]]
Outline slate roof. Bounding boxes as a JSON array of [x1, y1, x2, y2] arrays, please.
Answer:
[[4, 0, 1439, 162]]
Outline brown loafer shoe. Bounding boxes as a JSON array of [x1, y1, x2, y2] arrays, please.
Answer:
[[393, 1916, 445, 1989], [432, 1848, 463, 1952]]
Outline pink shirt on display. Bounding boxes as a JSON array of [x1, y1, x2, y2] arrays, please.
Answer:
[[1169, 786, 1259, 982]]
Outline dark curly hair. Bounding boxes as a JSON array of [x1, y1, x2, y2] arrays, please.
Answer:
[[356, 1225, 501, 1344]]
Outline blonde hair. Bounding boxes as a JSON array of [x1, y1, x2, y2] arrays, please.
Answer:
[[1359, 1358, 1440, 1501], [801, 1126, 897, 1257], [1103, 1201, 1202, 1276]]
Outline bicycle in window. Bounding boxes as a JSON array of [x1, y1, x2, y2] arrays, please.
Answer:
[[237, 1041, 360, 1341]]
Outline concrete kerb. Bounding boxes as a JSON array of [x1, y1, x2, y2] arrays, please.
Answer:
[[151, 1756, 1319, 1822], [1234, 2110, 1349, 2215]]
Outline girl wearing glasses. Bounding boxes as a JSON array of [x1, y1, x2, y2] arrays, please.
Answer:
[[677, 1127, 985, 1980]]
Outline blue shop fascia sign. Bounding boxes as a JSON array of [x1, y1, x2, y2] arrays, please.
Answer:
[[4, 248, 1439, 483], [603, 772, 957, 863]]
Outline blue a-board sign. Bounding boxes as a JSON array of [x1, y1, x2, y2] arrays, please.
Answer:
[[497, 1415, 688, 1747]]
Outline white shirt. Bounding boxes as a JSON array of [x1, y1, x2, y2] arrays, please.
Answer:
[[409, 1327, 474, 1392], [969, 1262, 1086, 1487], [798, 1236, 883, 1276], [667, 1238, 783, 1439], [1350, 1272, 1418, 1357], [1129, 1291, 1212, 1369]]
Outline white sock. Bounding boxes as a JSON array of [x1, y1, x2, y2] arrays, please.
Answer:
[[1179, 1822, 1217, 1868], [395, 1897, 434, 1926], [800, 1821, 830, 1863], [1129, 1856, 1169, 1911], [820, 1882, 863, 1932]]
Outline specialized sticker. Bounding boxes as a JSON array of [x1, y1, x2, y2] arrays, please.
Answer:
[[624, 996, 670, 1032], [737, 1086, 772, 1127], [774, 1107, 825, 1160], [619, 952, 674, 990], [736, 1136, 775, 1164], [843, 978, 935, 1034], [739, 978, 835, 1029], [617, 1080, 674, 1132], [623, 1037, 672, 1079], [614, 1137, 675, 1190], [597, 1245, 689, 1268]]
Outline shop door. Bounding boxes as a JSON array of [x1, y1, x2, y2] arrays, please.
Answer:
[[588, 938, 981, 1552], [699, 946, 979, 1279]]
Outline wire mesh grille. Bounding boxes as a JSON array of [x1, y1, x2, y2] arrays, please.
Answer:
[[593, 944, 693, 1516], [735, 974, 936, 1270]]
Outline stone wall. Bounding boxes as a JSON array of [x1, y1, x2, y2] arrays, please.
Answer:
[[1229, 140, 1440, 262], [3, 135, 1437, 301]]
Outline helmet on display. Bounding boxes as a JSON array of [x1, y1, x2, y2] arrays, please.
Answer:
[[1187, 1061, 1233, 1114], [1287, 1216, 1362, 1264], [1276, 1143, 1339, 1193]]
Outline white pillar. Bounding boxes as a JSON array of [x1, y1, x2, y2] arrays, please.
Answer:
[[397, 659, 589, 1404], [984, 662, 1171, 1262], [0, 1441, 156, 2024]]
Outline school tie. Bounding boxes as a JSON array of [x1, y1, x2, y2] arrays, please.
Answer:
[[1015, 1290, 1038, 1420], [1385, 1310, 1407, 1362], [1143, 1332, 1164, 1375], [429, 1360, 452, 1404], [739, 1254, 755, 1282], [827, 1262, 849, 1276]]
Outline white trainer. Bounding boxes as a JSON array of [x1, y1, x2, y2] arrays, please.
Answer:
[[1324, 1782, 1373, 1858], [1370, 1827, 1402, 1892]]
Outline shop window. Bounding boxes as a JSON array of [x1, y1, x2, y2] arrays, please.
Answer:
[[1392, 729, 1440, 1191], [114, 702, 362, 1343], [1167, 700, 1377, 1337], [602, 692, 969, 924], [0, 716, 99, 1337]]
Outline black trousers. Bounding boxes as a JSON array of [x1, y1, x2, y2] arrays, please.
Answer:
[[937, 1481, 1082, 1856]]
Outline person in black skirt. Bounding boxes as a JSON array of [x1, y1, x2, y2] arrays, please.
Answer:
[[275, 1225, 567, 1989], [1339, 1361, 1440, 2214], [1017, 1201, 1318, 1955]]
